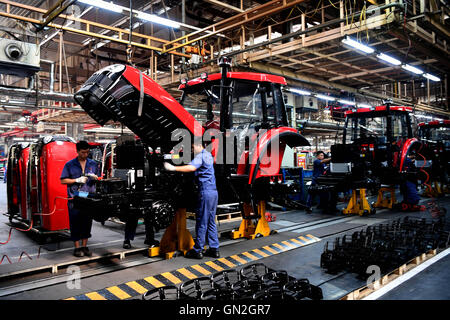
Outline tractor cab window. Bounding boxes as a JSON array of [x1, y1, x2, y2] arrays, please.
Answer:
[[231, 80, 286, 128], [345, 111, 411, 144], [231, 81, 265, 127], [420, 126, 450, 141], [180, 82, 221, 128]]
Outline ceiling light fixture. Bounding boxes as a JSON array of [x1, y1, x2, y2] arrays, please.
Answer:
[[342, 36, 375, 54], [376, 53, 401, 66], [423, 73, 440, 82], [78, 0, 125, 13], [316, 94, 336, 101], [290, 88, 311, 95], [401, 64, 423, 75], [136, 11, 180, 29], [338, 99, 356, 106]]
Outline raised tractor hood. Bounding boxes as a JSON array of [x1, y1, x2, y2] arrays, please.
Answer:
[[74, 64, 202, 151]]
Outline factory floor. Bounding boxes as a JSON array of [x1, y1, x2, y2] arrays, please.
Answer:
[[0, 182, 449, 301]]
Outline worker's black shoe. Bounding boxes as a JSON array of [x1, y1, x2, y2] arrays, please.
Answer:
[[144, 238, 160, 248], [123, 240, 132, 249], [82, 247, 92, 257], [185, 249, 203, 259], [203, 248, 220, 258], [73, 248, 84, 257], [305, 207, 313, 214]]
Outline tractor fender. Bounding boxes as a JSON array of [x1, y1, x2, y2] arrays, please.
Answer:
[[248, 128, 310, 185], [399, 138, 421, 172]]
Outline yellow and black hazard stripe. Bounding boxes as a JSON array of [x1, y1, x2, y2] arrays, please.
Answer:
[[66, 234, 320, 300]]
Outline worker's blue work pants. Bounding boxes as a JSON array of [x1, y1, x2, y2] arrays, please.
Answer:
[[193, 190, 219, 252], [401, 181, 420, 205], [68, 201, 92, 242], [306, 179, 329, 209]]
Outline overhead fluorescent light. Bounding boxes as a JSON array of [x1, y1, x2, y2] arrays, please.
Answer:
[[342, 36, 374, 54], [338, 99, 356, 106], [423, 73, 440, 82], [136, 11, 180, 28], [401, 64, 423, 75], [290, 88, 311, 95], [316, 94, 335, 101], [376, 53, 401, 66], [78, 0, 125, 13]]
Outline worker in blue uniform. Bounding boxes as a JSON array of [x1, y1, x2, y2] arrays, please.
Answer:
[[400, 153, 421, 208], [163, 141, 219, 259], [61, 141, 100, 257], [306, 151, 332, 213]]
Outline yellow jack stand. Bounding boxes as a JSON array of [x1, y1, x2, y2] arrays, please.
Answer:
[[230, 201, 272, 240], [373, 187, 396, 209], [342, 189, 374, 216], [148, 208, 195, 259], [422, 180, 444, 198]]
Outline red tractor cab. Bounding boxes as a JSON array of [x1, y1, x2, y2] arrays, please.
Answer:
[[417, 120, 450, 193], [6, 142, 30, 222], [318, 104, 421, 191], [7, 136, 78, 239]]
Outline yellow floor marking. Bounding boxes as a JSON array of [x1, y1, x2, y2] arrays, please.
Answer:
[[85, 292, 107, 300], [272, 243, 287, 251], [307, 234, 320, 241], [218, 258, 236, 268], [191, 264, 211, 275], [230, 254, 247, 264], [242, 251, 259, 260], [161, 272, 182, 284], [177, 268, 198, 280], [253, 248, 269, 257], [125, 281, 148, 294], [205, 260, 224, 271], [282, 240, 296, 248], [64, 297, 76, 300], [262, 246, 278, 254], [290, 238, 303, 245], [106, 286, 131, 300], [299, 236, 311, 243], [144, 276, 165, 288]]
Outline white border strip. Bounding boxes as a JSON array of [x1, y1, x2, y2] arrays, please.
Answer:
[[363, 247, 450, 300]]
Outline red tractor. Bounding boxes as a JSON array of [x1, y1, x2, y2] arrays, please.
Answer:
[[316, 104, 422, 213], [417, 120, 450, 196], [73, 58, 309, 239]]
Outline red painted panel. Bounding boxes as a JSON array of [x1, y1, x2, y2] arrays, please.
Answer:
[[345, 106, 413, 115], [122, 65, 204, 137], [178, 72, 287, 89], [39, 141, 77, 231], [19, 147, 29, 220]]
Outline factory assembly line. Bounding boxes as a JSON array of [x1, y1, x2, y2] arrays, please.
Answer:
[[0, 58, 449, 303]]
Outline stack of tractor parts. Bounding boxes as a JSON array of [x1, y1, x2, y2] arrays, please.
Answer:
[[342, 189, 374, 216], [321, 217, 449, 278], [373, 187, 396, 209], [142, 263, 323, 301]]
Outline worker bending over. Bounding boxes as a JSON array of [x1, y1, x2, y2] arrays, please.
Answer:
[[164, 141, 219, 259]]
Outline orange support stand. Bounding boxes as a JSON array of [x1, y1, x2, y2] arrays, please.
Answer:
[[373, 187, 396, 209], [148, 208, 195, 259], [230, 201, 272, 240]]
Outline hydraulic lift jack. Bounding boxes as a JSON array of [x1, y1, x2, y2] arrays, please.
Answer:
[[342, 189, 374, 216], [231, 201, 274, 240], [373, 187, 396, 209], [149, 208, 195, 259]]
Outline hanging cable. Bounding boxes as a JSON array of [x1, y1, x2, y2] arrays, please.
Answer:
[[1, 196, 73, 245]]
